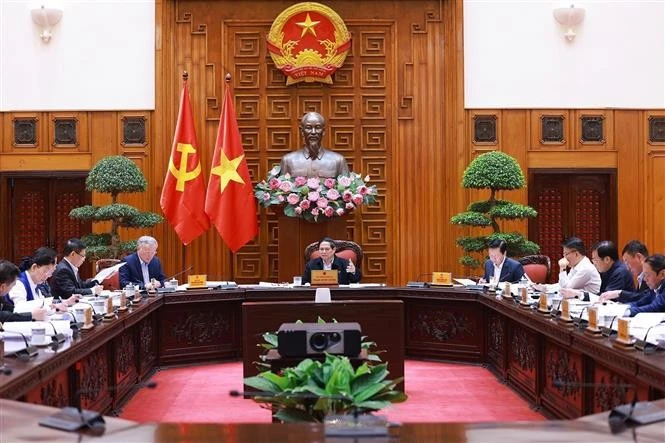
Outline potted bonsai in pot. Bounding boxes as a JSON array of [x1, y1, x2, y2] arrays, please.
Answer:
[[451, 151, 539, 268], [69, 155, 163, 260]]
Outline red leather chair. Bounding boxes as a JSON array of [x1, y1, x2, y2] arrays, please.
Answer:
[[304, 240, 363, 266], [95, 258, 121, 290], [518, 255, 551, 284]]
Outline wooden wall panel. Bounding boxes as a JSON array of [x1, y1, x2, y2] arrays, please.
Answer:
[[1, 0, 662, 285]]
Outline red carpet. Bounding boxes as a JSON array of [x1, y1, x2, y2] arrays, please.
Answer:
[[120, 360, 544, 423]]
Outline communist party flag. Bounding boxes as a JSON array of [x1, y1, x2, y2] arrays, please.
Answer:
[[205, 82, 258, 252], [160, 74, 210, 245]]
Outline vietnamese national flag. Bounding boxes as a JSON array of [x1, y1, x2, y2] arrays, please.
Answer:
[[205, 83, 258, 252], [160, 75, 210, 245]]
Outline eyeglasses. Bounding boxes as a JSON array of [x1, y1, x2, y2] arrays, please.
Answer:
[[74, 251, 86, 259], [563, 250, 576, 257]]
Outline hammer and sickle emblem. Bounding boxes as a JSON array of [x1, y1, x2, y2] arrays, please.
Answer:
[[168, 143, 201, 192]]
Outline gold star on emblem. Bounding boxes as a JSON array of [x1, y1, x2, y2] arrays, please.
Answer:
[[296, 13, 320, 38], [211, 152, 245, 193]]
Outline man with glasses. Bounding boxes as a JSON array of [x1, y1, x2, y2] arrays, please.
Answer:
[[50, 238, 102, 299], [302, 237, 361, 285], [0, 260, 48, 322], [555, 237, 601, 300], [600, 240, 650, 303]]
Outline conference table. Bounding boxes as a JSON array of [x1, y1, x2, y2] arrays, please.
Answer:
[[2, 398, 664, 442], [1, 286, 664, 422]]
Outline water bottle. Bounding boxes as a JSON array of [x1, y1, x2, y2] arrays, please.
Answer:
[[125, 283, 136, 298], [520, 274, 528, 286]]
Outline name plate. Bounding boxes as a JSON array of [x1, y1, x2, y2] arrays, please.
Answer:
[[311, 269, 339, 286], [561, 299, 571, 320], [431, 272, 452, 286], [537, 293, 549, 313], [588, 307, 599, 330], [616, 318, 632, 344], [520, 287, 528, 304], [188, 274, 208, 288]]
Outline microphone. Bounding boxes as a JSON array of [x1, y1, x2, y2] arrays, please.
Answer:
[[407, 273, 432, 288], [167, 265, 194, 281], [635, 320, 665, 354], [573, 306, 589, 329], [608, 390, 639, 435], [601, 315, 618, 337], [48, 321, 67, 345], [0, 329, 38, 360], [39, 381, 157, 435], [550, 298, 564, 319]]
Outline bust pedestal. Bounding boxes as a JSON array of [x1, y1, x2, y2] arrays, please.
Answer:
[[277, 214, 347, 282]]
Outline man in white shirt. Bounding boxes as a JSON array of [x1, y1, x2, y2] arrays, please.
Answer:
[[556, 237, 601, 300]]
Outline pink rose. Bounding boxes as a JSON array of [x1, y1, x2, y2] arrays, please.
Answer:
[[279, 181, 292, 192], [294, 176, 307, 186], [352, 194, 363, 205], [308, 191, 319, 201], [277, 195, 285, 203], [326, 189, 340, 200], [300, 200, 311, 209], [324, 207, 334, 217], [269, 178, 281, 190], [287, 193, 300, 205], [263, 192, 271, 201], [306, 177, 320, 189], [316, 197, 329, 208], [358, 186, 368, 195], [324, 178, 336, 188], [342, 190, 353, 202], [338, 176, 352, 187], [336, 208, 345, 216], [311, 208, 320, 217], [345, 202, 355, 210], [295, 207, 303, 215]]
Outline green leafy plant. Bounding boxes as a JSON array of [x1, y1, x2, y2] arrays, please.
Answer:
[[69, 156, 163, 259], [451, 151, 539, 267], [244, 354, 406, 423]]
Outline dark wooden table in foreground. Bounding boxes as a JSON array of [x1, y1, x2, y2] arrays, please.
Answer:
[[1, 286, 664, 420], [2, 398, 663, 442]]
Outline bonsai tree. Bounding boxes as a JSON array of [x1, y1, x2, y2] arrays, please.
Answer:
[[450, 151, 539, 268], [69, 155, 163, 260]]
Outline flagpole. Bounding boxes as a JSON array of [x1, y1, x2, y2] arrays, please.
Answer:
[[180, 70, 189, 272]]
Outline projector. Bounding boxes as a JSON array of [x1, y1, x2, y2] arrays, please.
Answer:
[[277, 322, 362, 358]]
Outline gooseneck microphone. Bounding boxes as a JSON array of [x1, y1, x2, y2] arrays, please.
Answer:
[[76, 301, 104, 324], [407, 273, 432, 288], [0, 329, 38, 360], [48, 322, 67, 345], [39, 381, 158, 435], [167, 265, 194, 281]]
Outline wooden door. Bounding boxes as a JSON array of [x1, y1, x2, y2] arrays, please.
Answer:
[[7, 176, 90, 271], [528, 170, 617, 282]]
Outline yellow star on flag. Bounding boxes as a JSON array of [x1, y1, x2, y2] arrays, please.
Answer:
[[296, 13, 320, 38], [211, 152, 245, 193]]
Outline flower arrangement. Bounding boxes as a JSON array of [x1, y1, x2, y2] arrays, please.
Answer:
[[254, 166, 378, 222]]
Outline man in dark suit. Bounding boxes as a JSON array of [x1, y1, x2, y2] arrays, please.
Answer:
[[302, 237, 361, 285], [600, 240, 650, 303], [119, 236, 166, 290], [628, 254, 665, 316], [481, 239, 524, 284], [50, 238, 101, 300]]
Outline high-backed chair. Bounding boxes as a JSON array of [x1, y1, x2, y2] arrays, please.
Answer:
[[95, 258, 121, 290], [304, 240, 363, 266], [518, 255, 551, 284]]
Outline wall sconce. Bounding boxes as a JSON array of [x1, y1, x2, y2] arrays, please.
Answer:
[[553, 4, 585, 41], [31, 5, 63, 43]]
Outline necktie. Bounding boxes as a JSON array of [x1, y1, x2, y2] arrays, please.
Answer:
[[142, 261, 151, 286]]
